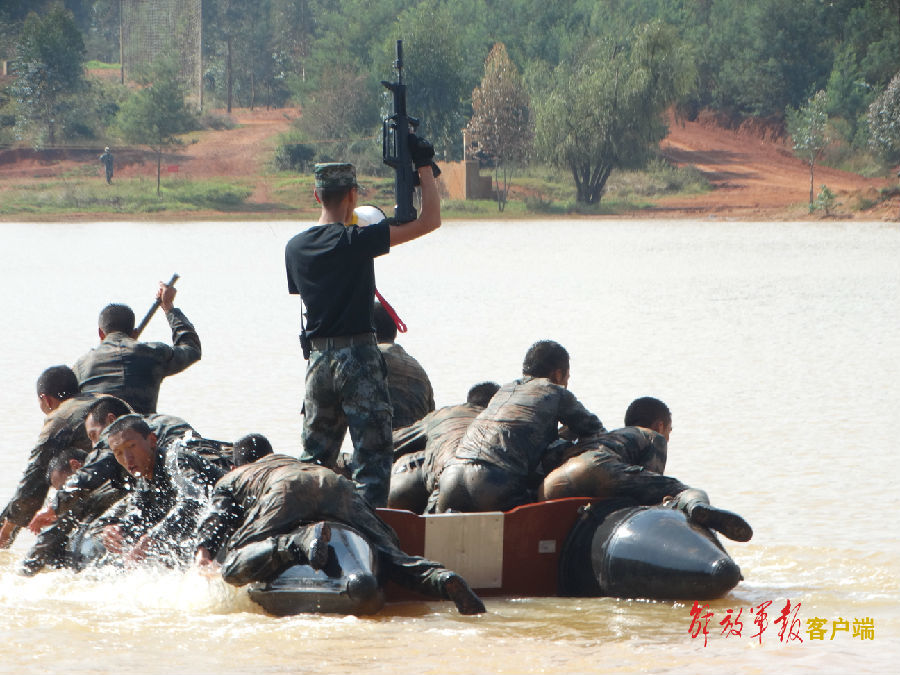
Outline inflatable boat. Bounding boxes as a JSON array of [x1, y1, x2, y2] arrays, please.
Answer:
[[245, 497, 743, 615]]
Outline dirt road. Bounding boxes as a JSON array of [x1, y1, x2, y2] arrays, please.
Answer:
[[658, 112, 892, 218], [1, 106, 894, 219]]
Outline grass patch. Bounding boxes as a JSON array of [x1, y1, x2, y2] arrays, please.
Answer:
[[0, 177, 252, 215], [84, 60, 120, 70]]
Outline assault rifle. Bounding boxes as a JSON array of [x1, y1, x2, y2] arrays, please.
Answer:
[[382, 39, 419, 223]]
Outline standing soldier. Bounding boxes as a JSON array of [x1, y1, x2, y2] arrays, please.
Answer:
[[284, 138, 441, 507], [99, 146, 114, 184]]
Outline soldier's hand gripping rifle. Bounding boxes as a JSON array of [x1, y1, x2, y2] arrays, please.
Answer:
[[382, 39, 440, 223]]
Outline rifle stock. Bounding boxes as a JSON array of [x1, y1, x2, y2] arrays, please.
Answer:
[[382, 39, 419, 223]]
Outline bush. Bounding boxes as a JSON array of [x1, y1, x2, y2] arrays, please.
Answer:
[[813, 184, 837, 215], [274, 142, 316, 172], [199, 112, 237, 131]]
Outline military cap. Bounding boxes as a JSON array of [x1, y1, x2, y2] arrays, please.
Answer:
[[314, 162, 359, 190]]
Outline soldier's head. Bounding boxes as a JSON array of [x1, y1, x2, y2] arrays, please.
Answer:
[[624, 396, 672, 441], [373, 301, 397, 343], [85, 396, 134, 445], [46, 447, 88, 490], [98, 303, 135, 339], [106, 414, 158, 479], [36, 365, 79, 414], [466, 381, 500, 408], [522, 340, 570, 387], [313, 162, 359, 222], [232, 433, 273, 466]]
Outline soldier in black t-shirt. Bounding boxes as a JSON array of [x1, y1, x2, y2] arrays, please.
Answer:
[[284, 140, 441, 507]]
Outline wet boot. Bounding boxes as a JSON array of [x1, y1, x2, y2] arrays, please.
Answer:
[[440, 572, 486, 615], [281, 521, 332, 570], [670, 489, 753, 542]]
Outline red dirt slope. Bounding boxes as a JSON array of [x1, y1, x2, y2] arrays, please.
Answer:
[[658, 112, 893, 219]]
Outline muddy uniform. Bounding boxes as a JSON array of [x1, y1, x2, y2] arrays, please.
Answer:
[[285, 215, 393, 507], [0, 393, 111, 532], [196, 454, 454, 599], [73, 308, 201, 414], [21, 415, 198, 573], [539, 426, 688, 504], [389, 403, 484, 512], [436, 377, 605, 513], [109, 436, 231, 565], [379, 342, 435, 429]]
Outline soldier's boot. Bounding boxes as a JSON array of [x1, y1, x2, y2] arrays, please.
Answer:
[[439, 572, 486, 615], [670, 488, 753, 542], [284, 521, 332, 570]]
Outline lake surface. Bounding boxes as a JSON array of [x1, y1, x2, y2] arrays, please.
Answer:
[[0, 218, 898, 673]]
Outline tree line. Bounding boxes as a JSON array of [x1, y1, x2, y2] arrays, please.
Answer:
[[3, 0, 900, 205]]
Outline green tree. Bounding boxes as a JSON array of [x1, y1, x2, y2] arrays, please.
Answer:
[[11, 2, 86, 146], [115, 59, 196, 195], [787, 90, 830, 213], [867, 70, 900, 162], [533, 24, 694, 204], [466, 43, 532, 211]]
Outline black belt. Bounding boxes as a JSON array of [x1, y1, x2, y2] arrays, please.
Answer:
[[309, 333, 376, 352]]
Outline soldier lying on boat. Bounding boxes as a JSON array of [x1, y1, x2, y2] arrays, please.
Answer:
[[73, 281, 201, 415], [388, 381, 500, 513], [94, 415, 231, 566], [0, 366, 120, 549], [433, 340, 606, 513], [25, 398, 208, 571], [374, 300, 435, 429], [539, 396, 752, 542], [194, 435, 486, 614]]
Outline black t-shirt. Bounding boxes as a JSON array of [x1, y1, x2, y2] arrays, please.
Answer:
[[285, 220, 391, 337]]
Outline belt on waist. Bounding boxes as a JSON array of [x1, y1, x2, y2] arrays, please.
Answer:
[[309, 333, 376, 351]]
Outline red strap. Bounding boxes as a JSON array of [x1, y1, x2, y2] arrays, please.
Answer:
[[374, 288, 407, 333]]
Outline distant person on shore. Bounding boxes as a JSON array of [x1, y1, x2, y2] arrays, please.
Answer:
[[99, 146, 114, 184], [73, 281, 202, 414]]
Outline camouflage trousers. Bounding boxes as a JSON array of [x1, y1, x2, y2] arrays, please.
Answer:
[[301, 342, 393, 507]]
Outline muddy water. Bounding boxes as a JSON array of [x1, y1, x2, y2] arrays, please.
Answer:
[[1, 219, 898, 673]]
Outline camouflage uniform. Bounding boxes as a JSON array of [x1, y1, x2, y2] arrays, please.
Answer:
[[300, 340, 393, 507], [106, 435, 231, 566], [73, 308, 201, 414], [196, 454, 455, 599], [20, 414, 198, 573], [436, 377, 605, 513], [286, 163, 396, 508], [539, 426, 687, 504], [0, 393, 112, 532], [388, 450, 427, 512], [379, 342, 435, 429], [389, 402, 485, 512]]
